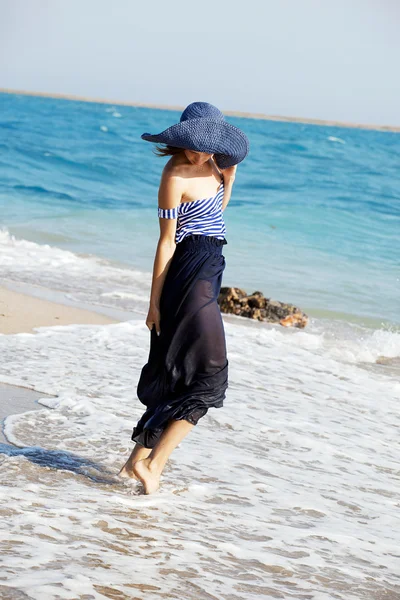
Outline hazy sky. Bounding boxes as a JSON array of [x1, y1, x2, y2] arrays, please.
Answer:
[[1, 0, 399, 125]]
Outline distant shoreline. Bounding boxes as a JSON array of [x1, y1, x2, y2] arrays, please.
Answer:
[[1, 87, 399, 133]]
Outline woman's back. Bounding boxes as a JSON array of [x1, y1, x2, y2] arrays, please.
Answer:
[[158, 179, 226, 243], [158, 156, 226, 243]]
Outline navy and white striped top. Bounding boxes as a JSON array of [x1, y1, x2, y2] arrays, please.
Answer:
[[158, 180, 226, 244]]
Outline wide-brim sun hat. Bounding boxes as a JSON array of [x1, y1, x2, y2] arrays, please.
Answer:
[[141, 101, 249, 169]]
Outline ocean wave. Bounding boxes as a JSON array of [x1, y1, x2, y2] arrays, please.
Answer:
[[321, 324, 400, 365], [328, 136, 346, 144], [13, 184, 75, 201], [14, 147, 119, 181], [0, 228, 151, 314], [1, 229, 399, 374], [0, 120, 20, 130]]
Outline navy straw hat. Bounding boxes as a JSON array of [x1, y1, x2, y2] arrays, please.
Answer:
[[141, 102, 249, 169]]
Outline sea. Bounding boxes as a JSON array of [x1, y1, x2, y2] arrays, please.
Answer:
[[0, 91, 399, 600]]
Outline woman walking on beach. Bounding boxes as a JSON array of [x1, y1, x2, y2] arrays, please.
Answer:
[[119, 102, 249, 494]]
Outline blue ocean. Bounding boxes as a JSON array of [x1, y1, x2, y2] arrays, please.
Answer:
[[1, 92, 399, 325], [1, 92, 400, 600]]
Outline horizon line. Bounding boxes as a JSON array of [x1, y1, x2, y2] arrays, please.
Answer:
[[1, 87, 399, 133]]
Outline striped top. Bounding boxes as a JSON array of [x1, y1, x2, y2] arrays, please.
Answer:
[[158, 180, 226, 244]]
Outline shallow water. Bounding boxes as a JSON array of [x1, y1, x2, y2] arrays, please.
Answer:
[[0, 316, 399, 599]]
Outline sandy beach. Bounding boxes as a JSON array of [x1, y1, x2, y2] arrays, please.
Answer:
[[0, 284, 118, 335], [1, 87, 399, 132]]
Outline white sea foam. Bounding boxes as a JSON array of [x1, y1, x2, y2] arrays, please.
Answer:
[[323, 326, 400, 363], [0, 228, 151, 314], [328, 136, 346, 144], [0, 312, 399, 598], [100, 290, 147, 302]]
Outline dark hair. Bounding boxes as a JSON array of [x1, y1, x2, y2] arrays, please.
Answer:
[[153, 144, 185, 157]]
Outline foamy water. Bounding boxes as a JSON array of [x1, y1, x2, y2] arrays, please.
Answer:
[[0, 289, 399, 598], [0, 228, 151, 315]]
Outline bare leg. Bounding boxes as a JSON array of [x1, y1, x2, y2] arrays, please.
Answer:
[[133, 419, 194, 494], [118, 443, 151, 479]]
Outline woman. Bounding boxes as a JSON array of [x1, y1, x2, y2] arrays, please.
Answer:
[[119, 102, 249, 494]]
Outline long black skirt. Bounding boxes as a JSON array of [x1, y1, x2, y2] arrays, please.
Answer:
[[131, 234, 228, 448]]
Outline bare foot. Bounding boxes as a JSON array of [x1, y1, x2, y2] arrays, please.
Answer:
[[118, 464, 138, 479], [118, 455, 138, 480], [118, 445, 152, 479], [133, 458, 160, 494]]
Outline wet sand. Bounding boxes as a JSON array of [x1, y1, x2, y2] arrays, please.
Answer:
[[0, 284, 119, 335], [0, 383, 54, 444]]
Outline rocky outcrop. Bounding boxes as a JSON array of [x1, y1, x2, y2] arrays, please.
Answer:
[[218, 287, 308, 328]]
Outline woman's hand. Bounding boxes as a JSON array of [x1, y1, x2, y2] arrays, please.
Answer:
[[146, 304, 161, 336]]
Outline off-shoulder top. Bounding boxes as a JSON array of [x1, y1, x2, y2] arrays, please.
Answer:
[[157, 180, 226, 243]]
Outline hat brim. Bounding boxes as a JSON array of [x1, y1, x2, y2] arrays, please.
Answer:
[[141, 118, 249, 169]]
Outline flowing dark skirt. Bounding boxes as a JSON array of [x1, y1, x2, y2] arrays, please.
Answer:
[[131, 234, 228, 448]]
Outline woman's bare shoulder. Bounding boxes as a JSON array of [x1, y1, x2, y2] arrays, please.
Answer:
[[158, 158, 187, 201], [162, 155, 191, 182]]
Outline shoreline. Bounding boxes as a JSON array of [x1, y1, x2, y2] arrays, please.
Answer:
[[1, 87, 399, 133], [0, 284, 124, 444], [1, 271, 398, 334], [0, 284, 121, 334], [1, 278, 141, 325], [0, 282, 138, 446], [0, 382, 54, 445], [0, 278, 398, 447], [3, 272, 397, 333]]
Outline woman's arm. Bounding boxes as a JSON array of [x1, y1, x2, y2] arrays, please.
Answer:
[[212, 160, 237, 211], [221, 167, 236, 211], [146, 169, 183, 335]]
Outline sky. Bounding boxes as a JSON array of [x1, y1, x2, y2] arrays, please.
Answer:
[[0, 0, 399, 126]]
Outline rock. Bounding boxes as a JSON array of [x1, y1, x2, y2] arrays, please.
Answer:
[[218, 287, 308, 328], [247, 292, 265, 309]]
